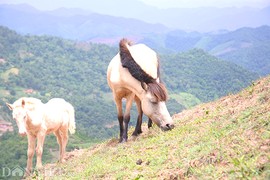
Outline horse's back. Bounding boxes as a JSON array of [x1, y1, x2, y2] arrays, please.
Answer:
[[127, 43, 158, 79], [44, 98, 74, 127], [107, 43, 158, 89]]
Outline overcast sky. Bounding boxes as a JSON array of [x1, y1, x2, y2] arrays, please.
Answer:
[[141, 0, 270, 8], [0, 0, 269, 10]]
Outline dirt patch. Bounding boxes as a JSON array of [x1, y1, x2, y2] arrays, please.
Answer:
[[0, 120, 13, 136]]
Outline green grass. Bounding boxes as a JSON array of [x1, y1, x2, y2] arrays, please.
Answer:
[[31, 76, 270, 179]]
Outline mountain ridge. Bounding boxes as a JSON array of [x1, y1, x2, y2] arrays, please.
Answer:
[[0, 3, 269, 39]]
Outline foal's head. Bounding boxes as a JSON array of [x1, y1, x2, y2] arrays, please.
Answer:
[[7, 99, 28, 136]]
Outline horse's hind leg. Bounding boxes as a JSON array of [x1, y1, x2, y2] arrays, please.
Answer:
[[132, 96, 143, 136], [54, 130, 63, 162], [59, 127, 69, 162]]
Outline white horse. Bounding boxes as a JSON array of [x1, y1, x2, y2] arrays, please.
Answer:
[[6, 97, 76, 175], [107, 38, 174, 142]]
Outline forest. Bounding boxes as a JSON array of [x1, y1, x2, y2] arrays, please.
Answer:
[[0, 26, 259, 169]]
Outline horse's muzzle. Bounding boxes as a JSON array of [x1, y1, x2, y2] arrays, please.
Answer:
[[161, 124, 174, 131], [19, 131, 27, 137]]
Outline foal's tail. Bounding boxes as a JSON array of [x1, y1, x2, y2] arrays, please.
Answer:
[[66, 103, 76, 134]]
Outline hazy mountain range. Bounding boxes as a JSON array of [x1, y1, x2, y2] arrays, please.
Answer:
[[0, 3, 269, 41], [0, 3, 270, 76]]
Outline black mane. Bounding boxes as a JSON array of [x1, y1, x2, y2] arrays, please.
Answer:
[[119, 38, 168, 101], [119, 38, 155, 84]]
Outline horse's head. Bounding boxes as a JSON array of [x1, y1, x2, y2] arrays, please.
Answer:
[[119, 38, 174, 131], [140, 82, 174, 131], [7, 99, 28, 136]]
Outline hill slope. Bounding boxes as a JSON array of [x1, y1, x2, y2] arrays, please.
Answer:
[[36, 75, 270, 179]]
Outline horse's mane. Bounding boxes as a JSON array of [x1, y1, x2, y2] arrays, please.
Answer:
[[119, 38, 168, 101]]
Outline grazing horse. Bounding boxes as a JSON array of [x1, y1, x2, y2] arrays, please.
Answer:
[[107, 38, 174, 142], [6, 97, 76, 175]]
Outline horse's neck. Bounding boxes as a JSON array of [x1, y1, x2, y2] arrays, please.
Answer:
[[26, 104, 45, 127]]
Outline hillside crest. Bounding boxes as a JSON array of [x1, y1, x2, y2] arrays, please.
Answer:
[[37, 75, 270, 179]]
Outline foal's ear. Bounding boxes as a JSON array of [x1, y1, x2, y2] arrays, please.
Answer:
[[141, 82, 148, 91], [6, 103, 13, 110], [21, 99, 25, 107]]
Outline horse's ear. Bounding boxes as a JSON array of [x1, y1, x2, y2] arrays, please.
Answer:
[[141, 82, 148, 91], [22, 99, 25, 107], [6, 103, 13, 110]]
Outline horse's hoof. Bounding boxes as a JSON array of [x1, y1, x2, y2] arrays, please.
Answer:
[[58, 159, 66, 163], [132, 129, 143, 137], [119, 138, 127, 143], [36, 165, 43, 170], [23, 170, 31, 178]]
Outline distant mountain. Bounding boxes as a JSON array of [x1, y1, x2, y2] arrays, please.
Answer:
[[1, 3, 269, 75], [44, 0, 270, 32], [160, 26, 270, 75], [1, 3, 269, 42], [161, 49, 258, 102], [0, 4, 170, 41]]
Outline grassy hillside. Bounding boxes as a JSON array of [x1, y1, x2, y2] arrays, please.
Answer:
[[32, 75, 270, 179]]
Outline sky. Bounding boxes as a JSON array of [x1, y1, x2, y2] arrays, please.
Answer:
[[0, 0, 269, 10], [141, 0, 270, 8]]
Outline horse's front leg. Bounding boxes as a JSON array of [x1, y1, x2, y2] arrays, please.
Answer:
[[54, 130, 63, 162], [122, 94, 134, 142], [132, 96, 143, 136], [114, 97, 124, 142], [148, 118, 153, 128], [36, 131, 46, 169], [25, 134, 36, 175]]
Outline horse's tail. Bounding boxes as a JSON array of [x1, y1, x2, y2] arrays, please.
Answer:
[[66, 103, 76, 134]]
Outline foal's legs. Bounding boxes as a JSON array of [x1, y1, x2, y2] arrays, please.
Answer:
[[36, 131, 46, 169], [55, 130, 63, 162], [59, 127, 69, 162], [26, 134, 36, 175]]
